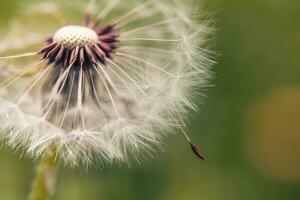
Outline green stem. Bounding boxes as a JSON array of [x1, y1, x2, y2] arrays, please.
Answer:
[[28, 148, 58, 200]]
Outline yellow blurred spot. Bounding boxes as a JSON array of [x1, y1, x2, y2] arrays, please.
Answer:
[[244, 87, 300, 182]]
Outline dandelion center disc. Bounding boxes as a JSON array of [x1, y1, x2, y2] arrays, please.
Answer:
[[53, 25, 98, 48]]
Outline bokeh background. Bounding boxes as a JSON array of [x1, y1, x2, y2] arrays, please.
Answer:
[[0, 0, 300, 199]]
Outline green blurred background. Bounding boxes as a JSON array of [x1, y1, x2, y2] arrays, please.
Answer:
[[1, 0, 300, 199]]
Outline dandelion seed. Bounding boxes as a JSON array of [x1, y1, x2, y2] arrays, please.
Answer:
[[0, 0, 213, 167]]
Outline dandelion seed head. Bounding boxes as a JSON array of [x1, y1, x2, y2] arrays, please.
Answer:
[[0, 0, 214, 167]]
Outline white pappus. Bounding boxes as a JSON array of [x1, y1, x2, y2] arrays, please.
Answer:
[[0, 0, 214, 167]]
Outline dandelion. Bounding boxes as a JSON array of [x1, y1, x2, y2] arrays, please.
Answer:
[[0, 0, 214, 199]]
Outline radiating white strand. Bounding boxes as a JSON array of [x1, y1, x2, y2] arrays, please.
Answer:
[[42, 65, 73, 120], [112, 54, 147, 79], [59, 72, 75, 128], [95, 0, 119, 20], [86, 0, 96, 13], [86, 69, 109, 123], [113, 0, 152, 24], [119, 46, 174, 55], [113, 55, 146, 74], [105, 58, 149, 97], [0, 37, 45, 54], [121, 17, 179, 36], [93, 64, 121, 119], [120, 37, 183, 42], [96, 62, 143, 115], [102, 62, 143, 109], [77, 65, 87, 130], [42, 64, 73, 112], [13, 67, 51, 102], [0, 59, 44, 89], [15, 64, 54, 105], [117, 49, 172, 63], [0, 52, 38, 60], [116, 52, 176, 77], [95, 63, 119, 95], [166, 108, 191, 142], [118, 9, 159, 28]]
